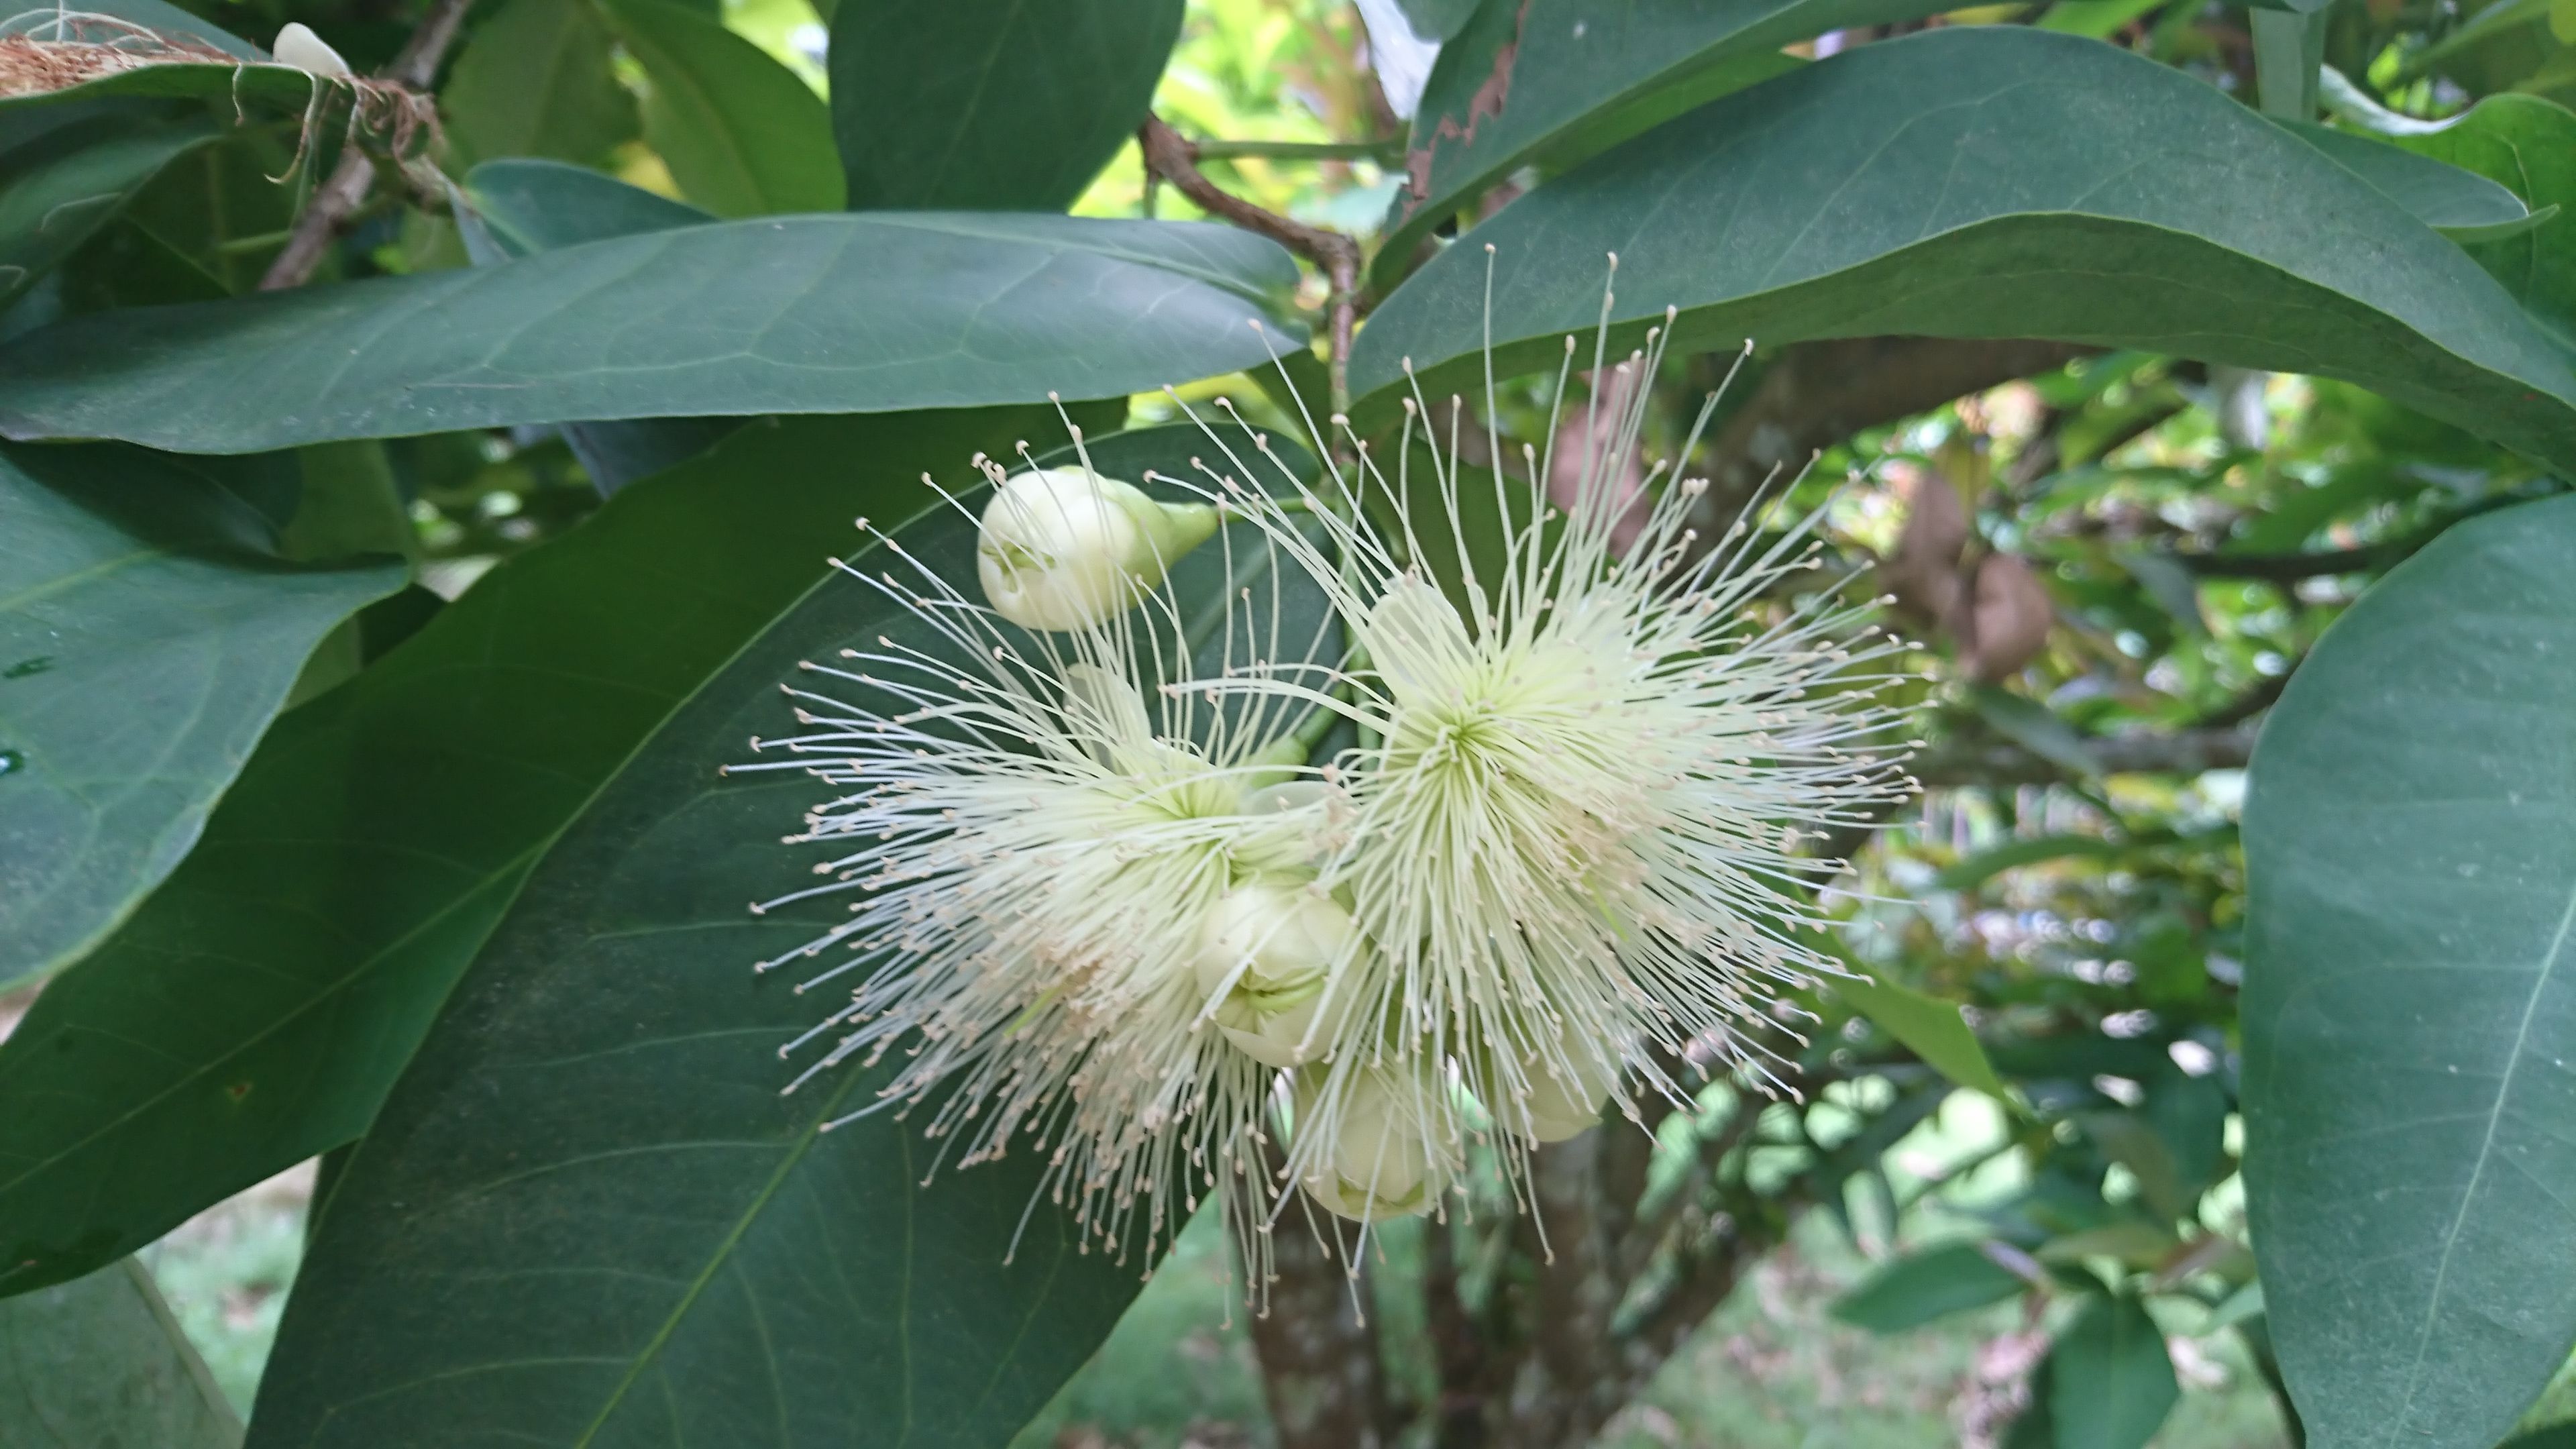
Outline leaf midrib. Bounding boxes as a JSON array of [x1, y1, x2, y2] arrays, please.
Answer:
[[566, 1035, 873, 1446], [2375, 862, 2576, 1444]]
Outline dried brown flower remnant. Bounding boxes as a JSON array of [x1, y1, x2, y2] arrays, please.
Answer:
[[0, 11, 441, 174], [0, 18, 232, 98]]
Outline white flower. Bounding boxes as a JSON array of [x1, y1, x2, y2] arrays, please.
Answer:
[[730, 457, 1333, 1256], [1167, 272, 1914, 1218], [976, 465, 1220, 631], [731, 263, 1913, 1263]]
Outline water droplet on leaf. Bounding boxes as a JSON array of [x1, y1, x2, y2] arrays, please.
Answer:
[[0, 750, 22, 777], [2, 657, 50, 679]]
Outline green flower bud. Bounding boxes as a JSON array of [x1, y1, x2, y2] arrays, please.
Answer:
[[1297, 1065, 1455, 1223], [1194, 879, 1360, 1068], [1499, 1026, 1622, 1144], [976, 467, 1220, 632]]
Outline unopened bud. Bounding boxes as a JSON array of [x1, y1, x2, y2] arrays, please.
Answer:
[[976, 468, 1219, 631], [1194, 880, 1359, 1068], [1499, 1026, 1622, 1144], [1297, 1066, 1453, 1222], [273, 22, 351, 76]]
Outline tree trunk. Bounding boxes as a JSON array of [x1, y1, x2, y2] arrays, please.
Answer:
[[1242, 1193, 1397, 1449]]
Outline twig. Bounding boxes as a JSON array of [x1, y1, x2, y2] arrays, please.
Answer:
[[260, 0, 472, 290], [1193, 137, 1404, 163], [1138, 113, 1362, 417], [2196, 672, 2289, 729]]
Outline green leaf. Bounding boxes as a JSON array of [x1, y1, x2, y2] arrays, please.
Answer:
[[464, 159, 714, 254], [441, 0, 639, 169], [1354, 28, 2576, 478], [0, 103, 221, 307], [1395, 0, 1481, 41], [2249, 5, 2327, 119], [1933, 833, 2132, 893], [2283, 119, 2536, 239], [2077, 1112, 2193, 1224], [2502, 1428, 2576, 1449], [1969, 685, 2101, 780], [2395, 94, 2576, 352], [103, 127, 303, 299], [0, 214, 1299, 453], [66, 0, 262, 55], [2047, 1294, 2179, 1449], [0, 405, 1086, 1298], [1381, 0, 1955, 282], [2110, 548, 2209, 635], [455, 162, 736, 492], [2243, 493, 2576, 1449], [2204, 1281, 2263, 1332], [598, 0, 844, 216], [2034, 1222, 2182, 1268], [830, 0, 1183, 211], [1833, 970, 2012, 1102], [2035, 0, 2166, 39], [247, 426, 1289, 1446], [1831, 1240, 2029, 1332], [0, 1260, 240, 1446], [0, 443, 404, 989]]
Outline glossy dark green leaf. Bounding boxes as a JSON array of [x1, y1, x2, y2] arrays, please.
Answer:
[[599, 0, 843, 216], [0, 406, 1088, 1298], [0, 215, 1299, 453], [0, 103, 220, 306], [0, 1260, 240, 1446], [1380, 0, 1952, 278], [1830, 1241, 2026, 1332], [830, 0, 1183, 211], [1355, 28, 2576, 476], [102, 126, 303, 299], [2397, 94, 2576, 349], [248, 425, 1298, 1446], [2047, 1295, 2178, 1449], [464, 159, 714, 254], [455, 162, 734, 493], [0, 443, 404, 989], [68, 0, 261, 55], [2243, 494, 2576, 1449], [441, 0, 638, 169], [1393, 0, 1481, 40], [2284, 119, 2533, 237]]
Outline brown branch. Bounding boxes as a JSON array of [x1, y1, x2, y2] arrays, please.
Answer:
[[260, 0, 472, 290], [1693, 337, 2097, 525], [1239, 1141, 1397, 1449], [1138, 114, 1362, 413]]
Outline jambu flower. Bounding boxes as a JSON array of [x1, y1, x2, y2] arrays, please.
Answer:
[[729, 434, 1343, 1259], [1168, 272, 1915, 1230], [736, 266, 1914, 1271]]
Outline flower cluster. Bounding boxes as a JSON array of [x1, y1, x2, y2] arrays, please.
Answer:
[[735, 285, 1914, 1273]]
